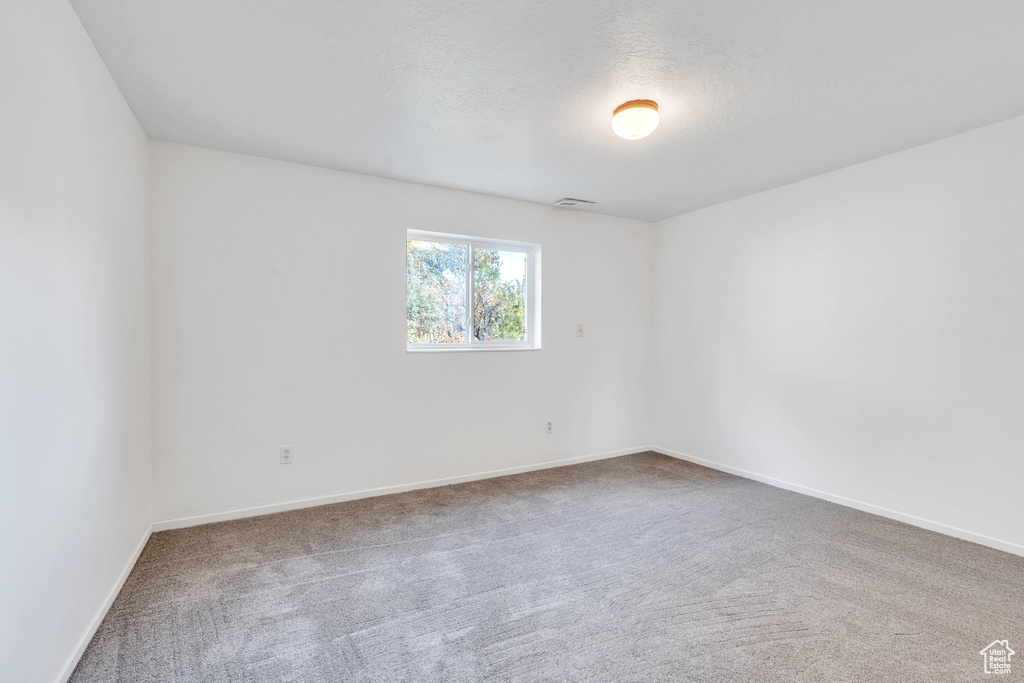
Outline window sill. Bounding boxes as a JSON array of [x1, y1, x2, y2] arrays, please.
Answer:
[[407, 345, 541, 353]]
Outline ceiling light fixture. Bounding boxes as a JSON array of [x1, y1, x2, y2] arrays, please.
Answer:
[[611, 100, 659, 140]]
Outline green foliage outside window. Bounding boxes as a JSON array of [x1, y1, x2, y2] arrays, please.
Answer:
[[473, 249, 526, 341], [406, 240, 466, 343], [407, 240, 527, 344]]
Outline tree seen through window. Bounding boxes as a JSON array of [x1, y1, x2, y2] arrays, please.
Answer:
[[407, 238, 528, 345]]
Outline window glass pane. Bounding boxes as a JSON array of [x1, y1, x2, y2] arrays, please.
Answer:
[[473, 248, 527, 342], [407, 240, 467, 343]]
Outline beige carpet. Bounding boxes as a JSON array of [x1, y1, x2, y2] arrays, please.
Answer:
[[71, 452, 1024, 682]]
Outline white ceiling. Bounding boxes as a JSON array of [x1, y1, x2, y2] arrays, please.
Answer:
[[70, 0, 1024, 222]]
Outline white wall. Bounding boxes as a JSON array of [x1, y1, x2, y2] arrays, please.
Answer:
[[653, 115, 1024, 553], [0, 1, 152, 682], [151, 142, 654, 524]]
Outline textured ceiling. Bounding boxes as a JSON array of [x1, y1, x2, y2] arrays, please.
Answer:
[[71, 0, 1024, 222]]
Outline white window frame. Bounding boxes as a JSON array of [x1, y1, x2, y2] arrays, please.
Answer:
[[407, 230, 541, 352]]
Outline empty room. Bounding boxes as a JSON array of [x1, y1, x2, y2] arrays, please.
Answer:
[[4, 0, 1024, 681]]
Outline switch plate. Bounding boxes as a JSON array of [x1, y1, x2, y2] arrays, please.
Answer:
[[577, 324, 584, 337]]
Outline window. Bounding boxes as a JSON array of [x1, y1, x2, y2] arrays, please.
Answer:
[[407, 230, 540, 351]]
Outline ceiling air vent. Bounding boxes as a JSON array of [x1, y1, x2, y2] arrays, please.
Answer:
[[553, 198, 597, 208]]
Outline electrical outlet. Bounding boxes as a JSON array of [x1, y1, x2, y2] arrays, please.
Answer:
[[545, 421, 553, 434], [577, 324, 584, 338], [280, 445, 294, 464]]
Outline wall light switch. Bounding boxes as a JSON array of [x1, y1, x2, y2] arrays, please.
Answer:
[[577, 324, 584, 338]]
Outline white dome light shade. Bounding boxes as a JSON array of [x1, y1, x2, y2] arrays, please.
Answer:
[[611, 100, 659, 140]]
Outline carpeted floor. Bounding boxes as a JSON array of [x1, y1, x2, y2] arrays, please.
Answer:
[[71, 452, 1024, 682]]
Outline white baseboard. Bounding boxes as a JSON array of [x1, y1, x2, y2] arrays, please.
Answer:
[[55, 524, 152, 683], [153, 446, 651, 532], [653, 446, 1024, 558]]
